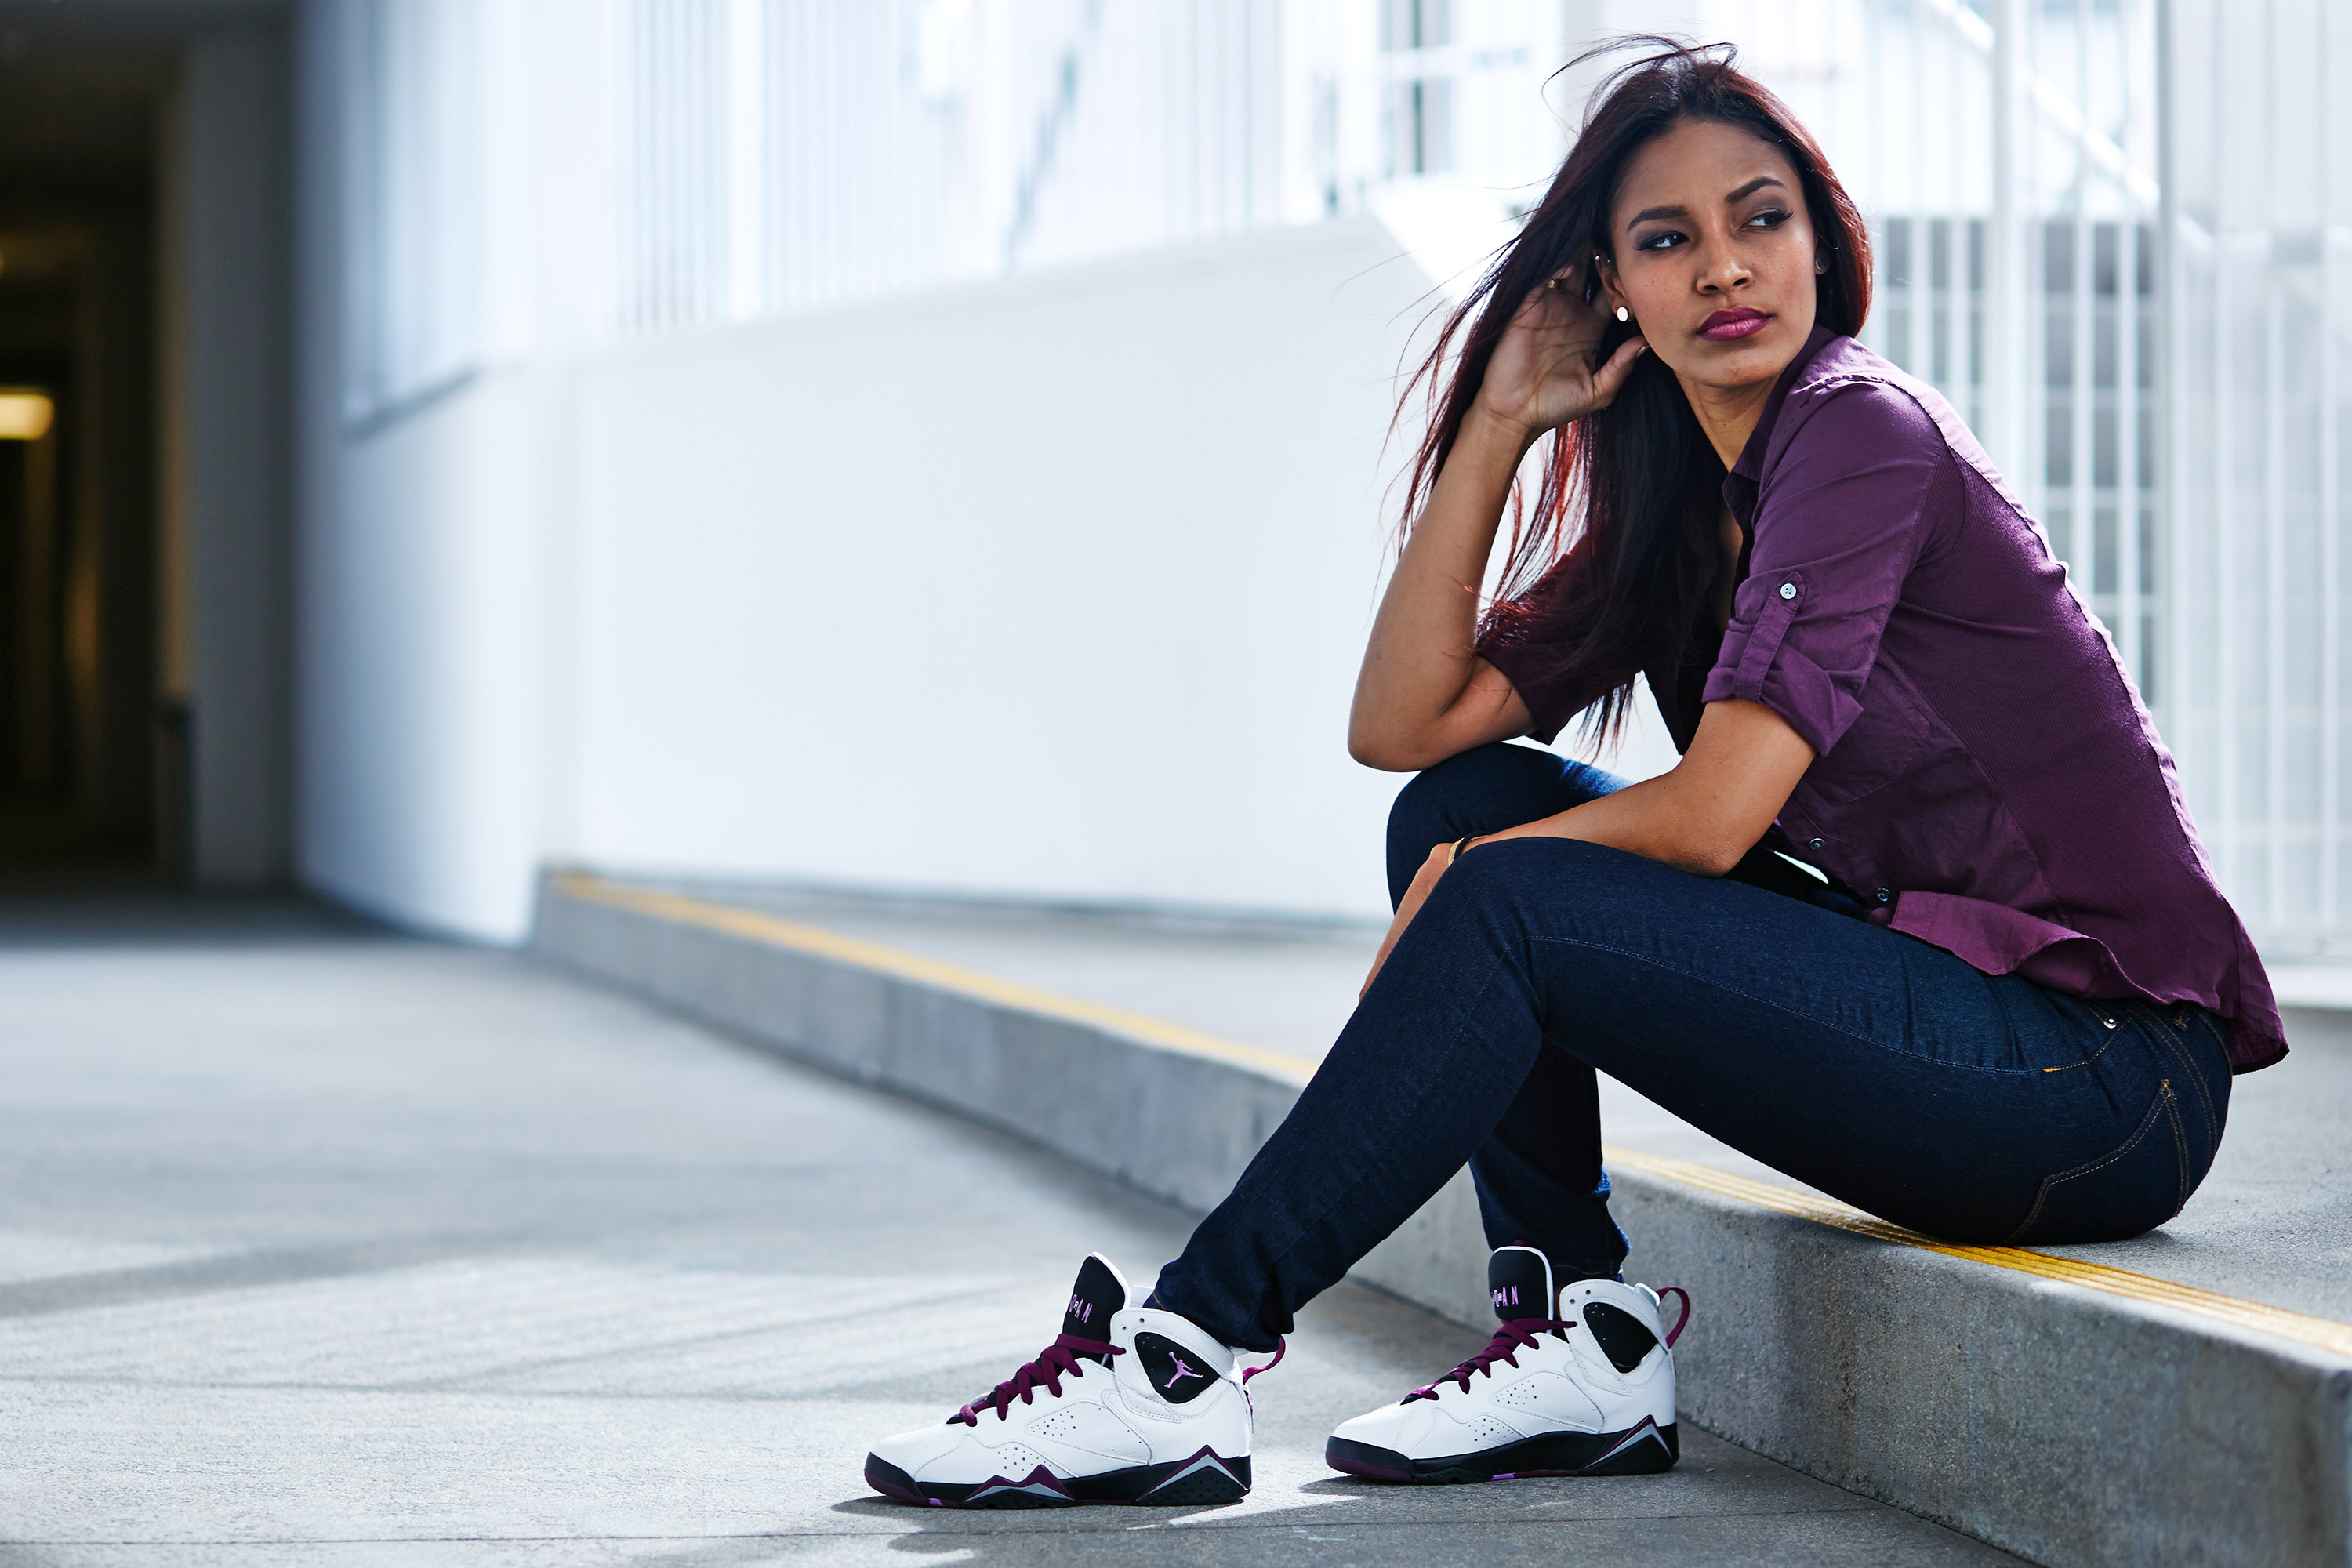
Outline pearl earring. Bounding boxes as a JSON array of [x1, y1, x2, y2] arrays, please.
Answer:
[[1615, 305, 1630, 323]]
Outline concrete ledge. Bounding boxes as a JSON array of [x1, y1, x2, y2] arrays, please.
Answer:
[[532, 871, 2352, 1568]]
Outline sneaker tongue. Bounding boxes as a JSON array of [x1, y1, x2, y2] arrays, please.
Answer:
[[1062, 1253, 1128, 1341], [1487, 1245, 1555, 1323]]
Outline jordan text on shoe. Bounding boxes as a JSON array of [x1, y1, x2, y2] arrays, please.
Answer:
[[862, 1254, 1255, 1508], [1324, 1244, 1689, 1484]]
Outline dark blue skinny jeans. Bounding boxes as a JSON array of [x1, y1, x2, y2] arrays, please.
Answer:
[[1153, 742, 2233, 1352]]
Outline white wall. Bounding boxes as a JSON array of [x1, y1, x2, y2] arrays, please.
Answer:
[[296, 369, 554, 938], [568, 219, 1430, 918], [297, 111, 1676, 939], [297, 0, 554, 939]]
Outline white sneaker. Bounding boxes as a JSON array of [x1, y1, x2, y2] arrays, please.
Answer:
[[1325, 1244, 1687, 1483], [864, 1254, 1255, 1508]]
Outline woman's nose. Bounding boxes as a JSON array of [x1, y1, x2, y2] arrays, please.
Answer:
[[1694, 234, 1751, 291]]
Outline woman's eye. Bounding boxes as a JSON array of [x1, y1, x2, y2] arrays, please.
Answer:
[[1636, 230, 1682, 252], [1746, 209, 1790, 229]]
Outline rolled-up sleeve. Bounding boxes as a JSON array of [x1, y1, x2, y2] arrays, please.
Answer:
[[1477, 549, 1610, 744], [1702, 381, 1948, 758]]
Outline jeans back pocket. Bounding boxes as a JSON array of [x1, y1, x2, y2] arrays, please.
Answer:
[[2002, 1078, 2190, 1246]]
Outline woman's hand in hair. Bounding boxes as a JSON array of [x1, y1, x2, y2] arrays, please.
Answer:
[[1350, 263, 1640, 773], [1472, 264, 1650, 440]]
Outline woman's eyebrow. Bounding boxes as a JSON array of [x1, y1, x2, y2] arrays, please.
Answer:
[[1625, 176, 1789, 230]]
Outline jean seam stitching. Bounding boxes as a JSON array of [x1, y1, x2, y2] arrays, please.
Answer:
[[2151, 1017, 2219, 1149], [1530, 935, 2040, 1074], [2154, 1006, 2223, 1148], [2162, 1085, 2190, 1215], [1999, 1086, 2169, 1244]]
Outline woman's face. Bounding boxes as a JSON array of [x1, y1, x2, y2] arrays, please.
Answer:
[[1599, 117, 1822, 396]]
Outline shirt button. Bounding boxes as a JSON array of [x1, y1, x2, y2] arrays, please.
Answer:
[[1809, 838, 1824, 849], [1875, 888, 1892, 903], [1779, 582, 1798, 600]]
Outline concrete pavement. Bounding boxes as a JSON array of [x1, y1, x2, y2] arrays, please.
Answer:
[[0, 896, 2020, 1566]]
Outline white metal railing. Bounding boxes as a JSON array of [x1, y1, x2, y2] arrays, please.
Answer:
[[332, 0, 2349, 952], [2161, 0, 2351, 953]]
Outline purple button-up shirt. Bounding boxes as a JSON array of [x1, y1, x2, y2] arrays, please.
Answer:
[[1483, 329, 2283, 1072]]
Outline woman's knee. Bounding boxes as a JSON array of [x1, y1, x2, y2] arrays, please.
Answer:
[[1388, 747, 1527, 904], [1388, 745, 1570, 850], [1385, 746, 1632, 909]]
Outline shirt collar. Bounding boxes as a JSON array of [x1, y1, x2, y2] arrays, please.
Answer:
[[1728, 325, 1841, 481]]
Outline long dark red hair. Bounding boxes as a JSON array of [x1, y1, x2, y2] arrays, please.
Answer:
[[1400, 38, 1872, 742]]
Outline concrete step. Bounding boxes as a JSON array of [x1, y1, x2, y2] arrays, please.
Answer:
[[530, 870, 2352, 1568]]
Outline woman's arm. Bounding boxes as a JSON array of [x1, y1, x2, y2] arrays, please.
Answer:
[[1346, 409, 1539, 771], [1348, 272, 1647, 773], [1474, 698, 1814, 874], [1361, 699, 1813, 992]]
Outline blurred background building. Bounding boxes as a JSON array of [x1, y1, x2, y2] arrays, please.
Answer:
[[0, 0, 2343, 955]]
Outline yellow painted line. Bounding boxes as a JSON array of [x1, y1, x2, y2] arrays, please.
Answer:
[[1600, 1145, 2352, 1362], [557, 873, 2352, 1366], [555, 873, 1319, 1084]]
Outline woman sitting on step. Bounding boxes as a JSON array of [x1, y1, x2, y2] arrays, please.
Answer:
[[862, 37, 2282, 1509]]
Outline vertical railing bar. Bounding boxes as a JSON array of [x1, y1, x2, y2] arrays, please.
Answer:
[[681, 0, 695, 323], [2156, 0, 2180, 771], [693, 0, 708, 322], [2211, 0, 2239, 898], [1991, 0, 2016, 486], [1190, 0, 1204, 241], [2118, 0, 2143, 694], [791, 0, 806, 307], [624, 0, 639, 333], [1954, 0, 1972, 419], [2027, 0, 2049, 535], [1232, 0, 1251, 232], [1167, 1, 1182, 251], [2167, 0, 2211, 876], [674, 0, 689, 325], [1957, 1, 1976, 426], [2324, 0, 2346, 942], [808, 0, 826, 303], [762, 0, 777, 311], [873, 0, 884, 291], [671, 0, 684, 324], [1929, 5, 1948, 401], [1214, 0, 1228, 234], [2262, 0, 2287, 932], [648, 0, 665, 330], [652, 0, 666, 328], [2072, 0, 2095, 639]]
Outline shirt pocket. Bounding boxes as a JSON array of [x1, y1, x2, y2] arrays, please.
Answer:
[[1792, 655, 1937, 807]]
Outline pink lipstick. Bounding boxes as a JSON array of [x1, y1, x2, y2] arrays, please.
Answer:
[[1698, 307, 1769, 342]]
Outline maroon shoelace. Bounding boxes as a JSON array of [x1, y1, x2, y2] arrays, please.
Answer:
[[953, 1334, 1123, 1425], [1403, 1317, 1570, 1402]]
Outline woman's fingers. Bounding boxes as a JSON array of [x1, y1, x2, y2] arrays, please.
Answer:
[[1361, 847, 1453, 995], [1360, 916, 1404, 996], [1588, 333, 1650, 397]]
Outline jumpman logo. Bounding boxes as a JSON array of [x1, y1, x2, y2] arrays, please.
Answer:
[[1163, 1356, 1205, 1388]]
